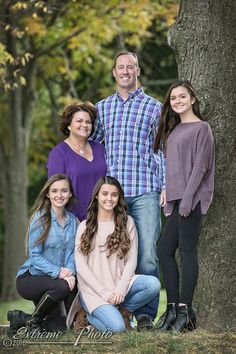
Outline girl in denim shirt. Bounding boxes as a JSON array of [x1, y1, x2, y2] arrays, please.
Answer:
[[7, 174, 78, 335]]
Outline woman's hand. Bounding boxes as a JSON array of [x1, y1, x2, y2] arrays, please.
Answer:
[[179, 212, 188, 218], [59, 267, 73, 279], [64, 275, 75, 291], [160, 189, 166, 207], [108, 292, 124, 305]]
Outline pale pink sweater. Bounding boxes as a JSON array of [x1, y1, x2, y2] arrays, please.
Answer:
[[75, 216, 139, 314]]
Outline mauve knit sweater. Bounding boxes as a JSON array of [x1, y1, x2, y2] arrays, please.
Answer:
[[164, 121, 215, 216]]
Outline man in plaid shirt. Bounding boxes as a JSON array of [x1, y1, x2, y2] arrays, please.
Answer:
[[93, 52, 166, 330]]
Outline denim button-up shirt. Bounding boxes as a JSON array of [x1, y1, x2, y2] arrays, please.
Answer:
[[17, 208, 78, 279]]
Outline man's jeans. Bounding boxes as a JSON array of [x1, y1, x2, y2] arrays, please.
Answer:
[[80, 275, 160, 332], [126, 191, 161, 320]]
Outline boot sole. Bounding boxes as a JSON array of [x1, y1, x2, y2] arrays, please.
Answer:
[[7, 311, 14, 322], [187, 319, 196, 331], [7, 310, 29, 336], [178, 320, 196, 332]]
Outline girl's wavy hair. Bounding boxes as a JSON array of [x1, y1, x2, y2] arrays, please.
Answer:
[[25, 174, 76, 253], [79, 176, 130, 259], [153, 80, 203, 155]]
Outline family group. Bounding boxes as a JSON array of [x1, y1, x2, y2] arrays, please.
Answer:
[[7, 52, 215, 336]]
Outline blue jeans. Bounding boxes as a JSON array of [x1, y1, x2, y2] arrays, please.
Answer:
[[80, 275, 160, 333], [126, 191, 161, 320]]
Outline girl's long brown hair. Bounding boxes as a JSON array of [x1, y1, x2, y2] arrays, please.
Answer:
[[79, 176, 131, 259], [153, 80, 203, 155], [25, 174, 76, 253]]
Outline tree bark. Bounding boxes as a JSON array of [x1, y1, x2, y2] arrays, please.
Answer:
[[1, 122, 28, 300], [1, 61, 37, 299], [168, 0, 236, 329]]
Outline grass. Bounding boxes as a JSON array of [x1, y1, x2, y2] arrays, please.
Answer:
[[1, 291, 235, 353], [0, 299, 34, 325], [0, 328, 235, 353], [0, 290, 167, 325]]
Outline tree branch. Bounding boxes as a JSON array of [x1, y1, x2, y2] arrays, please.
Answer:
[[42, 74, 60, 137], [34, 27, 86, 58], [62, 50, 78, 99]]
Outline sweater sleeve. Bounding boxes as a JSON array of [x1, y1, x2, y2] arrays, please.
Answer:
[[152, 102, 166, 190], [164, 200, 175, 216], [47, 145, 66, 178], [179, 123, 214, 216], [159, 148, 166, 190], [115, 217, 138, 296], [75, 222, 113, 301], [63, 217, 78, 275]]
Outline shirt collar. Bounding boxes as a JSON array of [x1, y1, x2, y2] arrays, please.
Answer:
[[116, 87, 144, 101], [50, 208, 70, 226]]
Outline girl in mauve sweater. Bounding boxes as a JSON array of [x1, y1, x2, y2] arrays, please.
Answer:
[[154, 81, 215, 332], [73, 176, 160, 332]]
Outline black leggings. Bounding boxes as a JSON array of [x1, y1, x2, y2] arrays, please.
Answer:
[[16, 270, 72, 306], [157, 201, 202, 305], [16, 271, 76, 331]]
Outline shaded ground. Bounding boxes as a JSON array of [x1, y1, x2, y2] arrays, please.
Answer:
[[0, 328, 235, 354]]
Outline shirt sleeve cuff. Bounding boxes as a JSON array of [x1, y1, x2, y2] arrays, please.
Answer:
[[51, 267, 61, 279], [164, 202, 174, 215], [179, 202, 192, 217], [99, 289, 113, 302]]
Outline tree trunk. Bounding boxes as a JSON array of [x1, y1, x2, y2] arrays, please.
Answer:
[[168, 0, 236, 329], [1, 60, 37, 300], [1, 140, 28, 300], [1, 86, 27, 299]]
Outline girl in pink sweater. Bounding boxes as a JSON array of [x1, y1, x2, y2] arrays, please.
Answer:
[[154, 81, 214, 332], [73, 176, 160, 332]]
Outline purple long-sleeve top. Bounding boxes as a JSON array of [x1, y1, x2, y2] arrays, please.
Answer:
[[164, 121, 215, 216], [47, 140, 107, 221]]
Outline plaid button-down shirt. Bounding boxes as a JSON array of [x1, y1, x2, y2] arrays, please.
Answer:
[[93, 87, 165, 197]]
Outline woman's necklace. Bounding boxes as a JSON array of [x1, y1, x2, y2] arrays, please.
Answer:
[[78, 147, 85, 155], [67, 139, 87, 155]]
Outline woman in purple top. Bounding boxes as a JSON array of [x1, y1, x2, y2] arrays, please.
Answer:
[[47, 102, 107, 221], [154, 81, 215, 332]]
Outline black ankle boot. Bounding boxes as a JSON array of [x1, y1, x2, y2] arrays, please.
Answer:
[[155, 303, 177, 331], [27, 293, 58, 334], [7, 310, 31, 337], [187, 305, 196, 331], [174, 304, 196, 332]]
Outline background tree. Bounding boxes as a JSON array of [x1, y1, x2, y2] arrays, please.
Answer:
[[0, 0, 178, 299], [169, 0, 236, 329]]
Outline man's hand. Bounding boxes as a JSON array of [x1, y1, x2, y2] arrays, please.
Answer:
[[160, 189, 166, 207]]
